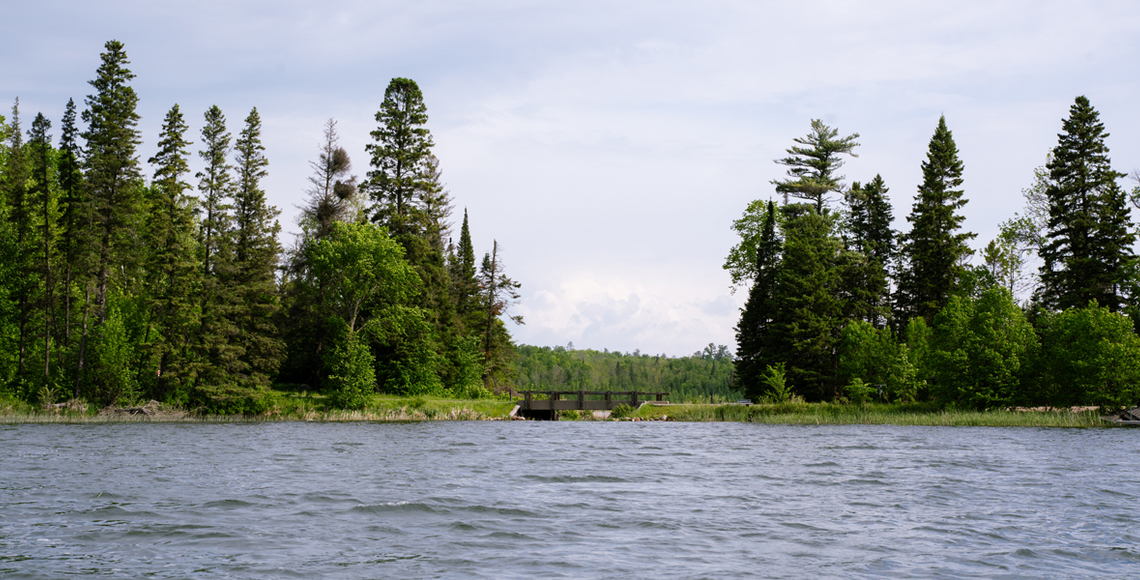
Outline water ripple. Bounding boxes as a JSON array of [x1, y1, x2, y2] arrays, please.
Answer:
[[1, 422, 1138, 578]]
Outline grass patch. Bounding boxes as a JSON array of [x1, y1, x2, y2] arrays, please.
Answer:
[[636, 401, 1108, 427], [0, 390, 519, 424]]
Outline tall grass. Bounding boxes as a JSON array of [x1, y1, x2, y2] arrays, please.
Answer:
[[639, 402, 1107, 427]]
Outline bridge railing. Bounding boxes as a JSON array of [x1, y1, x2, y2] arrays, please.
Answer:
[[516, 390, 670, 411]]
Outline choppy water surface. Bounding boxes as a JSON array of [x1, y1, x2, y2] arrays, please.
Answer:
[[2, 422, 1138, 579]]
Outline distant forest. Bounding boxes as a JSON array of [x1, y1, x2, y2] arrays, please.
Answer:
[[732, 102, 1140, 409], [0, 40, 523, 412], [511, 343, 738, 403]]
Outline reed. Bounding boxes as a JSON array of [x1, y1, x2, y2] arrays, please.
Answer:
[[640, 402, 1107, 427]]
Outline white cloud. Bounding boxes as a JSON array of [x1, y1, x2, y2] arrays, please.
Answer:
[[5, 0, 1140, 356]]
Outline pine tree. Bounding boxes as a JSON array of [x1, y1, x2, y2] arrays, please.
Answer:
[[897, 116, 975, 325], [767, 204, 844, 400], [2, 99, 33, 388], [193, 105, 241, 394], [230, 107, 284, 388], [80, 40, 143, 324], [772, 119, 860, 211], [844, 175, 895, 327], [475, 240, 523, 391], [734, 200, 781, 400], [365, 77, 434, 233], [1037, 96, 1134, 312], [364, 77, 459, 390], [56, 98, 90, 362], [142, 104, 200, 399], [27, 112, 58, 382], [298, 118, 357, 245], [450, 208, 479, 328]]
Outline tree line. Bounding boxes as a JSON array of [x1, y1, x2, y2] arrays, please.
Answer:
[[731, 97, 1140, 409], [0, 40, 522, 412], [512, 343, 738, 403]]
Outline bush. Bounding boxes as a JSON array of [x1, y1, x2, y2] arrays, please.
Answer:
[[610, 403, 634, 419], [325, 332, 376, 410]]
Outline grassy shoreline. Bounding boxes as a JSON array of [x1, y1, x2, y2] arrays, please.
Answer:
[[0, 395, 1114, 427], [633, 402, 1108, 427]]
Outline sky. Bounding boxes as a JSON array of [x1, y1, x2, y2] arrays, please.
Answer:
[[5, 1, 1140, 356]]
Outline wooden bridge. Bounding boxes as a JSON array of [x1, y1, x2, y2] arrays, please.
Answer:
[[513, 390, 669, 420]]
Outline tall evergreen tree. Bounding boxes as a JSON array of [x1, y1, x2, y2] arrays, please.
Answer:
[[844, 175, 895, 327], [896, 116, 975, 325], [365, 77, 459, 390], [734, 200, 781, 400], [80, 40, 143, 324], [57, 98, 89, 359], [27, 112, 58, 381], [142, 104, 199, 400], [2, 99, 33, 387], [772, 119, 860, 211], [278, 119, 358, 387], [230, 107, 284, 388], [365, 77, 435, 233], [1036, 96, 1134, 312], [474, 240, 523, 391], [768, 204, 844, 400], [449, 208, 479, 328], [193, 105, 241, 394], [298, 118, 357, 245]]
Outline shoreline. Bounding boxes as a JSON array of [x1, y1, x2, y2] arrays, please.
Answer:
[[0, 400, 1112, 427]]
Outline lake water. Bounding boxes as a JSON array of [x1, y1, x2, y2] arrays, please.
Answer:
[[2, 422, 1138, 578]]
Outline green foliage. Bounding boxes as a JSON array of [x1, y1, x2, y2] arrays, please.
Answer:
[[366, 77, 435, 231], [771, 119, 860, 211], [768, 204, 843, 400], [723, 198, 780, 289], [844, 175, 894, 327], [325, 331, 376, 410], [1033, 302, 1140, 408], [1037, 96, 1135, 312], [843, 378, 876, 404], [761, 362, 792, 403], [86, 302, 140, 406], [897, 115, 976, 325], [837, 320, 922, 403], [609, 403, 634, 419], [929, 288, 1037, 409], [735, 200, 780, 401], [512, 344, 739, 403]]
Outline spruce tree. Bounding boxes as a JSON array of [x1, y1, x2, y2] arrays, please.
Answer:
[[365, 77, 459, 391], [193, 105, 242, 395], [80, 40, 143, 324], [734, 200, 781, 401], [767, 204, 844, 400], [772, 119, 860, 211], [278, 120, 358, 388], [27, 113, 58, 381], [1037, 96, 1134, 312], [844, 175, 895, 327], [142, 104, 199, 399], [474, 241, 523, 391], [365, 77, 434, 233], [2, 99, 33, 387], [231, 107, 284, 388], [450, 208, 479, 328], [57, 98, 89, 359], [298, 118, 357, 245], [897, 116, 975, 325]]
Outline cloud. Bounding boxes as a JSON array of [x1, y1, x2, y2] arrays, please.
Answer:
[[5, 0, 1140, 357]]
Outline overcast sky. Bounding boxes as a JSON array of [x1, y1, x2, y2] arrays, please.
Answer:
[[5, 1, 1140, 356]]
